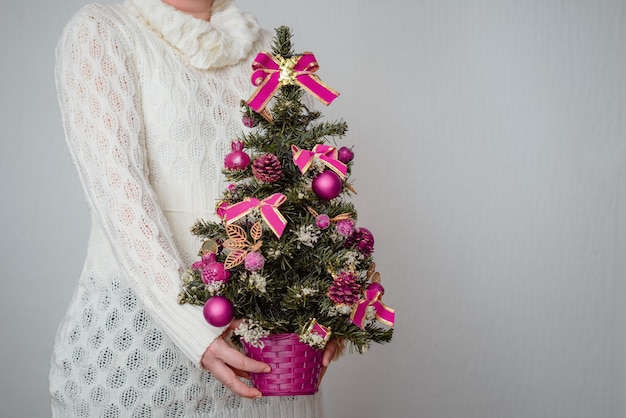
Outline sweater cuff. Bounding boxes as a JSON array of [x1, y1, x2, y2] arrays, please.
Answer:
[[146, 285, 226, 365]]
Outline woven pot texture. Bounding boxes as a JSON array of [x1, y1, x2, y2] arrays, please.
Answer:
[[242, 333, 323, 396]]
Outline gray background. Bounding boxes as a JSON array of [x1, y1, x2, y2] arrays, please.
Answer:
[[2, 0, 625, 417]]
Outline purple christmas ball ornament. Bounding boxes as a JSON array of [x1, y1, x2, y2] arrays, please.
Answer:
[[311, 170, 342, 201], [337, 146, 354, 163], [203, 296, 234, 327]]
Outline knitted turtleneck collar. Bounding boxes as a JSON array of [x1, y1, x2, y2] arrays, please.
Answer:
[[125, 0, 260, 69]]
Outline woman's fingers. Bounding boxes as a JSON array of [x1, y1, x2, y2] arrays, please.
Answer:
[[202, 337, 270, 399], [227, 318, 244, 330], [319, 338, 343, 383], [212, 338, 271, 374], [322, 338, 338, 367]]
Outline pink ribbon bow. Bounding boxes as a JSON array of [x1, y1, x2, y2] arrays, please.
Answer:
[[247, 52, 339, 112], [350, 282, 395, 329], [221, 193, 288, 238], [291, 144, 348, 178]]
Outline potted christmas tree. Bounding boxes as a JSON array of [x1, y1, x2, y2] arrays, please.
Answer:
[[178, 26, 394, 396]]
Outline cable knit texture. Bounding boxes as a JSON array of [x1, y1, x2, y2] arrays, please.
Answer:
[[49, 0, 322, 416]]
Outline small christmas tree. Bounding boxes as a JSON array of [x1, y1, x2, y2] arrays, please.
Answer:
[[179, 27, 394, 356]]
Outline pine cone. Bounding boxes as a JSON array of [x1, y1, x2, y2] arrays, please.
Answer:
[[252, 153, 282, 183], [344, 227, 375, 256], [327, 271, 361, 305]]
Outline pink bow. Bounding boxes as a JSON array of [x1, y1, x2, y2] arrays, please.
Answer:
[[247, 52, 339, 112], [291, 144, 348, 178], [221, 193, 288, 238], [350, 282, 395, 329]]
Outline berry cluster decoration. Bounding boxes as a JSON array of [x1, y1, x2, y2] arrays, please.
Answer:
[[178, 26, 394, 354]]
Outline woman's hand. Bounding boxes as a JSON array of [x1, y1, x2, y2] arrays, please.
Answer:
[[201, 320, 270, 399], [319, 338, 344, 384]]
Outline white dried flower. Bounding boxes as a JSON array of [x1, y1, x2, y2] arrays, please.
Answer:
[[310, 156, 326, 175], [328, 304, 353, 317], [329, 230, 342, 243], [206, 281, 225, 295], [181, 269, 196, 285], [266, 248, 282, 260], [338, 304, 353, 315], [295, 287, 318, 298], [343, 250, 363, 268], [301, 287, 317, 296], [234, 320, 270, 348], [294, 224, 321, 248], [299, 332, 326, 350], [247, 207, 261, 222], [248, 272, 267, 293]]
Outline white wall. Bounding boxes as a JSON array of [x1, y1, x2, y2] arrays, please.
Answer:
[[1, 1, 624, 417]]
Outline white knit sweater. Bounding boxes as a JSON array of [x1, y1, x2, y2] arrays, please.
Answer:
[[50, 0, 322, 416]]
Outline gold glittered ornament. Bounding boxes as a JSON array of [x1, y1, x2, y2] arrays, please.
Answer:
[[222, 222, 263, 270], [201, 239, 219, 254]]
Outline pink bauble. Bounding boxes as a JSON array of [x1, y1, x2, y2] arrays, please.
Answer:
[[203, 296, 234, 327], [337, 146, 354, 163], [312, 170, 342, 201], [224, 140, 250, 170]]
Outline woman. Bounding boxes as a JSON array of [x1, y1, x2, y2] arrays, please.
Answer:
[[50, 0, 336, 416]]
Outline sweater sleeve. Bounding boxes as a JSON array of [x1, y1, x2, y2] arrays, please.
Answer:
[[55, 5, 224, 365]]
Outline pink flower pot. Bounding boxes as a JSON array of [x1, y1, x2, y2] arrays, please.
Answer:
[[242, 333, 323, 396]]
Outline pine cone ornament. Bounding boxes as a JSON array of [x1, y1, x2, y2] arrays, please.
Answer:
[[345, 227, 375, 256], [327, 271, 361, 305], [252, 153, 282, 183]]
